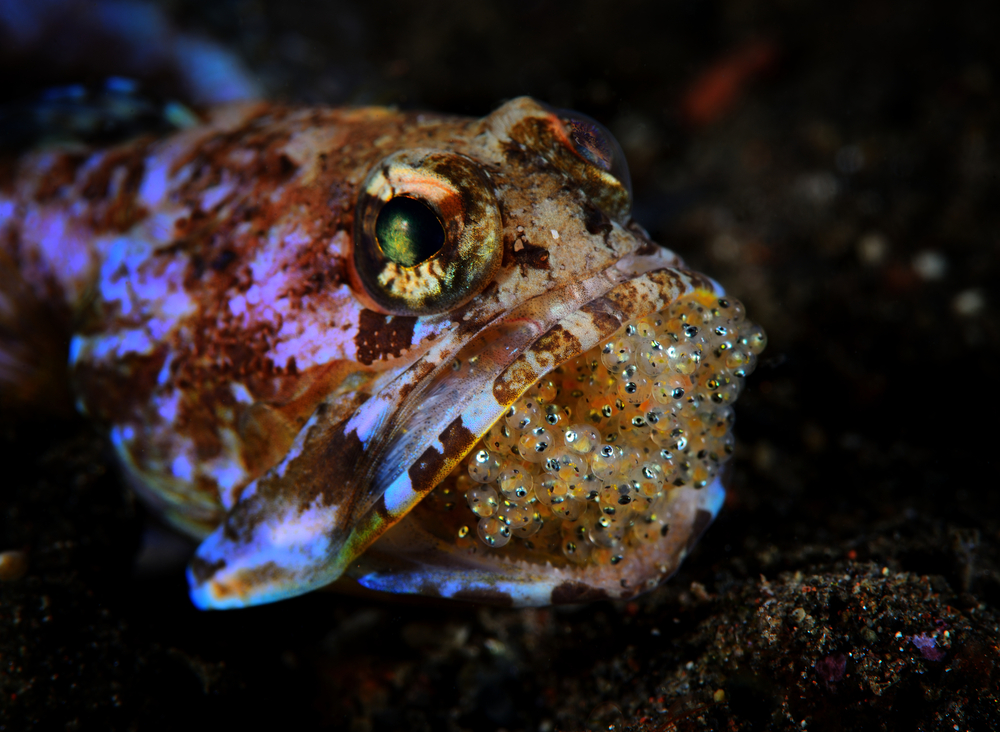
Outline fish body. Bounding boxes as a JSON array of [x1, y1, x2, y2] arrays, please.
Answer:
[[0, 97, 763, 609]]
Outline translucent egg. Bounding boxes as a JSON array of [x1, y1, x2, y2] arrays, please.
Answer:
[[618, 445, 643, 472], [550, 498, 586, 520], [629, 464, 664, 498], [600, 413, 624, 444], [645, 406, 678, 433], [498, 465, 533, 501], [562, 537, 593, 563], [477, 516, 511, 547], [532, 378, 558, 403], [468, 448, 502, 483], [566, 471, 601, 501], [598, 481, 636, 515], [666, 428, 688, 452], [691, 462, 713, 487], [674, 459, 694, 484], [728, 349, 757, 378], [616, 371, 652, 404], [632, 517, 668, 544], [740, 324, 767, 355], [481, 425, 509, 455], [505, 399, 541, 432], [535, 475, 571, 506], [710, 379, 741, 405], [600, 336, 636, 370], [542, 402, 571, 428], [543, 449, 586, 482], [564, 423, 600, 454], [717, 297, 746, 326], [708, 406, 735, 438], [634, 319, 658, 338], [518, 426, 555, 463], [650, 374, 690, 405], [589, 443, 622, 479], [497, 500, 533, 529], [512, 509, 543, 538], [667, 342, 702, 375], [466, 484, 499, 517], [588, 513, 627, 548], [635, 339, 669, 376]]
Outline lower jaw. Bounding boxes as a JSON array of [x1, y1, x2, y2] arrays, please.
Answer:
[[410, 289, 765, 572]]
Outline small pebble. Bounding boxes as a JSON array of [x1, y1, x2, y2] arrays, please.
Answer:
[[857, 232, 888, 265], [952, 288, 985, 317], [912, 250, 947, 280]]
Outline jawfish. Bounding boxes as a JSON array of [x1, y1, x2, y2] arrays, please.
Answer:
[[0, 97, 765, 609]]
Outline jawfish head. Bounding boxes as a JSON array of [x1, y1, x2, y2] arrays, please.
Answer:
[[187, 97, 765, 609]]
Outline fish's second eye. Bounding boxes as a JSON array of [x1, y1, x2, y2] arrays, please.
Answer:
[[375, 197, 445, 267], [558, 109, 632, 204]]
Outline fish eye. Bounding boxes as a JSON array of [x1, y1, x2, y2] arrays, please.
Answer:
[[558, 109, 633, 202], [352, 149, 503, 316], [374, 197, 445, 267]]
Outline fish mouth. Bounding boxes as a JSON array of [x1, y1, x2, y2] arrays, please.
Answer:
[[342, 245, 764, 606], [188, 244, 764, 609]]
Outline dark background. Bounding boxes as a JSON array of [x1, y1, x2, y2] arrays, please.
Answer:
[[2, 0, 998, 729]]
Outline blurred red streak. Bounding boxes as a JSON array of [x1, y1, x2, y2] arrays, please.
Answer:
[[681, 40, 778, 127]]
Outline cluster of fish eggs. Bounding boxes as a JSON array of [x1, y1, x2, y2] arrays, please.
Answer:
[[451, 292, 765, 564]]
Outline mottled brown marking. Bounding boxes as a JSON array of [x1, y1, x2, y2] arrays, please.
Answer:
[[578, 298, 624, 337], [603, 281, 645, 319], [354, 309, 416, 365], [31, 152, 87, 202], [582, 203, 612, 236], [371, 495, 393, 524], [492, 356, 537, 406], [528, 324, 582, 369], [634, 240, 659, 257], [240, 560, 287, 586], [221, 418, 366, 543], [189, 556, 227, 584], [511, 237, 550, 273], [407, 417, 476, 494], [550, 581, 610, 604]]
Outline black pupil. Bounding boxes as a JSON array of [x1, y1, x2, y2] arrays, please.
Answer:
[[374, 197, 445, 267]]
